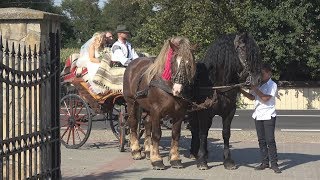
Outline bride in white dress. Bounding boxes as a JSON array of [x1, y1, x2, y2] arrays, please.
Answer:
[[76, 32, 107, 94]]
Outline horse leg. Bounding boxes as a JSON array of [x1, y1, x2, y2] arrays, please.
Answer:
[[127, 103, 143, 160], [169, 118, 183, 169], [143, 117, 152, 160], [150, 113, 165, 170], [197, 110, 212, 170], [189, 111, 199, 159], [222, 108, 237, 170]]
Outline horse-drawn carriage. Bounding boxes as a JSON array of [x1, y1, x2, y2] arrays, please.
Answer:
[[59, 56, 146, 151], [59, 32, 262, 170]]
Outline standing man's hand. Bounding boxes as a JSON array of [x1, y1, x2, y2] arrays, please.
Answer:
[[251, 85, 272, 102], [240, 88, 255, 101]]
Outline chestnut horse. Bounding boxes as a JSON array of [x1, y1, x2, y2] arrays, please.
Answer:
[[123, 37, 196, 170], [189, 32, 262, 170]]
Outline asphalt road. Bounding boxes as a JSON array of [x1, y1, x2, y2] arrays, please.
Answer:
[[211, 110, 320, 131], [90, 110, 320, 132]]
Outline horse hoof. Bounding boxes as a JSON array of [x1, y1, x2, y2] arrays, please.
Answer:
[[152, 160, 165, 170], [131, 151, 143, 160], [224, 160, 237, 170], [197, 163, 209, 170], [144, 151, 150, 160], [170, 160, 184, 169]]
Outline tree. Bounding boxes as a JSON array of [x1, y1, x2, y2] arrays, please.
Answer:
[[0, 0, 55, 12], [130, 0, 242, 58], [60, 0, 102, 47], [243, 0, 320, 80], [100, 0, 153, 47]]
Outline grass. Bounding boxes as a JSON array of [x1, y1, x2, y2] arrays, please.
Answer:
[[60, 48, 79, 63]]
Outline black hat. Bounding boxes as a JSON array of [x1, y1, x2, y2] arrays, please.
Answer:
[[115, 25, 130, 33]]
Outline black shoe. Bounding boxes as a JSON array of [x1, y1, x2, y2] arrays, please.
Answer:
[[254, 163, 269, 170], [271, 165, 282, 173]]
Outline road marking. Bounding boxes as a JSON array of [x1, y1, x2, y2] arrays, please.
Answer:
[[231, 114, 320, 117], [209, 128, 242, 131], [281, 129, 320, 132], [277, 115, 320, 117]]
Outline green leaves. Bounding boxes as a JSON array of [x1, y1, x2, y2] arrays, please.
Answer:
[[244, 0, 320, 80], [60, 0, 101, 47], [55, 0, 319, 80]]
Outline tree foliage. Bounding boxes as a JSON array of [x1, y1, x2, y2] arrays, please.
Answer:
[[243, 0, 320, 80], [0, 0, 55, 12], [60, 0, 101, 47], [99, 0, 153, 46], [55, 0, 319, 80]]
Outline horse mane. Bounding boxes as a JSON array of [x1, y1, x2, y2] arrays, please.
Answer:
[[244, 33, 261, 74], [145, 40, 170, 84], [201, 33, 260, 85], [145, 36, 195, 84]]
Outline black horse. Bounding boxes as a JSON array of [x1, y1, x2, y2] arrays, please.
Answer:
[[189, 32, 262, 170]]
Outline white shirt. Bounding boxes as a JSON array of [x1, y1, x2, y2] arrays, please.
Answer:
[[251, 78, 277, 120], [111, 40, 139, 66]]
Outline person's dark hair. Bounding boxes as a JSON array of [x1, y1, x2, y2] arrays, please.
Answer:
[[261, 63, 272, 72]]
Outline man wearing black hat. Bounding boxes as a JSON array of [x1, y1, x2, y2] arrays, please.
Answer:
[[111, 25, 139, 67]]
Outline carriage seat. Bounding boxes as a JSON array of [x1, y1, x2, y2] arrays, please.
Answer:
[[60, 53, 88, 83]]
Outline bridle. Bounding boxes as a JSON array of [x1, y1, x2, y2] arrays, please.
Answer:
[[234, 35, 253, 84]]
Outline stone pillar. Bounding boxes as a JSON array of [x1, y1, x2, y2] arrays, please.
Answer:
[[0, 8, 61, 179], [0, 7, 61, 51]]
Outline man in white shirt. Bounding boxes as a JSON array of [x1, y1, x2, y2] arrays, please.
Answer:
[[111, 25, 139, 67], [240, 63, 281, 173]]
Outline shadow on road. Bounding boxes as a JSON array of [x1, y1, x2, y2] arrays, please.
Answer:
[[229, 147, 320, 171], [63, 169, 149, 180]]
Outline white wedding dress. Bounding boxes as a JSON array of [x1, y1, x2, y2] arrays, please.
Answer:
[[76, 38, 104, 94]]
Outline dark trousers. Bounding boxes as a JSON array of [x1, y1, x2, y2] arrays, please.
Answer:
[[254, 117, 278, 166]]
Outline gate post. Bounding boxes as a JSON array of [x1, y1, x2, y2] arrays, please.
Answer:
[[0, 8, 61, 179]]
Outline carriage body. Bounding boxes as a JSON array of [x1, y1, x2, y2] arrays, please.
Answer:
[[60, 64, 145, 150]]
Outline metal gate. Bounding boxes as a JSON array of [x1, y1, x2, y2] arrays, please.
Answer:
[[0, 31, 61, 179]]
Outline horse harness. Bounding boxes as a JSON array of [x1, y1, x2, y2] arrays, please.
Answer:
[[132, 56, 251, 112]]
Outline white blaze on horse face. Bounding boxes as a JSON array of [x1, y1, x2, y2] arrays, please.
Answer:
[[176, 56, 182, 68], [173, 83, 182, 96], [172, 56, 183, 96]]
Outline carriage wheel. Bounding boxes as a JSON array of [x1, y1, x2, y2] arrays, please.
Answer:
[[60, 94, 92, 149], [110, 103, 146, 151], [108, 103, 127, 140]]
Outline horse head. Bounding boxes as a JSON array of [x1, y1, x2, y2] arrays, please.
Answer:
[[168, 37, 196, 96], [234, 32, 262, 86]]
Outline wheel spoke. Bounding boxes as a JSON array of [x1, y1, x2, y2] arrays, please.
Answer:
[[72, 127, 75, 145], [61, 123, 69, 127], [75, 127, 82, 142], [75, 103, 84, 117], [60, 108, 70, 117], [63, 101, 71, 116], [69, 96, 74, 116], [76, 114, 87, 121], [60, 115, 69, 122], [76, 124, 87, 136], [66, 127, 72, 144], [61, 126, 70, 139], [76, 121, 88, 126]]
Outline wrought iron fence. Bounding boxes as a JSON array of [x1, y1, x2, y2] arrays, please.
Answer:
[[0, 31, 61, 179]]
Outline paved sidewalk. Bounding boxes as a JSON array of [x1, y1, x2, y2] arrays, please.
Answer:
[[61, 130, 320, 180]]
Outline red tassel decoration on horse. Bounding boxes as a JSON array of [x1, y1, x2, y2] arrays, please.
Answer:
[[162, 47, 173, 81]]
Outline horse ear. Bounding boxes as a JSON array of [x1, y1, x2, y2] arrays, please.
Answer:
[[191, 44, 198, 51], [169, 40, 178, 52], [234, 33, 246, 48]]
